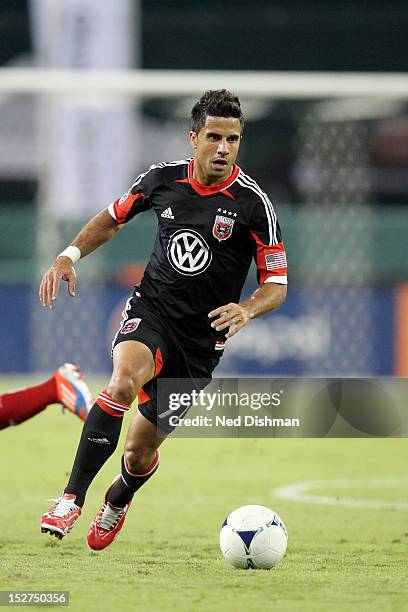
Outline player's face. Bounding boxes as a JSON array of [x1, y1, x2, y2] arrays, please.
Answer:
[[189, 116, 242, 185]]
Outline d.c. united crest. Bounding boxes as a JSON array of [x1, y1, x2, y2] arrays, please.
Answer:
[[212, 215, 235, 242], [121, 318, 141, 335]]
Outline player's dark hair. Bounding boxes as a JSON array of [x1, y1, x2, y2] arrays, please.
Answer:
[[191, 89, 244, 134]]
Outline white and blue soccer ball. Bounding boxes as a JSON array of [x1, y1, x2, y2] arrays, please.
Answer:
[[220, 505, 288, 569]]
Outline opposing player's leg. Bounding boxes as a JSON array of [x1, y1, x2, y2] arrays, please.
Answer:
[[0, 363, 92, 430], [40, 341, 155, 540], [87, 410, 165, 550]]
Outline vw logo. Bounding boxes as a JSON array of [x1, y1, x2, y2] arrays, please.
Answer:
[[167, 229, 212, 276]]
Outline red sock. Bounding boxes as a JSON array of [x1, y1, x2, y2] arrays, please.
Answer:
[[0, 377, 58, 429]]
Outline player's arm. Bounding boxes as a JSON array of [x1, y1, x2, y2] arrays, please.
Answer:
[[39, 209, 120, 309], [39, 170, 154, 309], [209, 191, 288, 338], [70, 208, 121, 257], [209, 282, 287, 338]]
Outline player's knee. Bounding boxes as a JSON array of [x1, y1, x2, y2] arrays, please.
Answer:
[[124, 445, 156, 474], [106, 372, 143, 405]]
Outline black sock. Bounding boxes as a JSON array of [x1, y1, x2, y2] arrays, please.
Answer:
[[64, 403, 124, 507], [106, 452, 159, 508]]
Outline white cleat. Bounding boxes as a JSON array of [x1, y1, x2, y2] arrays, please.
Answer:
[[54, 363, 93, 422]]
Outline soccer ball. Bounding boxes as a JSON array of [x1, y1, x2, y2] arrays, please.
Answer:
[[220, 505, 288, 569]]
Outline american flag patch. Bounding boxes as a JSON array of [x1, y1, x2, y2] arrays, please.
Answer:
[[266, 252, 287, 270]]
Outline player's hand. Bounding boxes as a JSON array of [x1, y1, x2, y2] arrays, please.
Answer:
[[39, 256, 77, 309], [208, 302, 251, 339]]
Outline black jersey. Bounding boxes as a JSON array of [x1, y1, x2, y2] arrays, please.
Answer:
[[108, 159, 287, 357]]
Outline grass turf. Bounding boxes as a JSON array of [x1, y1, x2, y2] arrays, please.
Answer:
[[0, 376, 407, 611]]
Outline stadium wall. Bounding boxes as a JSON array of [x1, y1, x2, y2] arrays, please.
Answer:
[[0, 283, 398, 376], [0, 205, 404, 376]]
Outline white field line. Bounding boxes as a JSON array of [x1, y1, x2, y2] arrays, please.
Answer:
[[272, 477, 408, 511]]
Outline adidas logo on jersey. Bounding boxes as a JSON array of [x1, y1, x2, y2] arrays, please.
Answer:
[[161, 207, 174, 219]]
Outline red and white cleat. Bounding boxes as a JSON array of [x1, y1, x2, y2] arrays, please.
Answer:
[[87, 478, 132, 551], [40, 493, 81, 540], [54, 363, 93, 422]]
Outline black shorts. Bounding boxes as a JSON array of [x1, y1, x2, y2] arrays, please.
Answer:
[[112, 292, 220, 434]]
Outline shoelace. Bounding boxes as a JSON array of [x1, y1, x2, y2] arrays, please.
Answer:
[[65, 371, 93, 410], [70, 372, 93, 404], [98, 503, 125, 530], [49, 497, 79, 517]]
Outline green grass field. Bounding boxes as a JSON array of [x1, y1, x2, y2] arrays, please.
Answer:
[[0, 376, 407, 611]]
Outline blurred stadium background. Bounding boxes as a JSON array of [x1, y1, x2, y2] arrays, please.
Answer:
[[1, 0, 408, 379]]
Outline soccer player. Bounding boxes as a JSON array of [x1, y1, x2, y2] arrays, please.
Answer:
[[39, 90, 288, 548], [0, 364, 92, 429]]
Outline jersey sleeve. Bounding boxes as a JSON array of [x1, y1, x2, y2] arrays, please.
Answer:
[[107, 167, 155, 224], [249, 196, 288, 285]]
